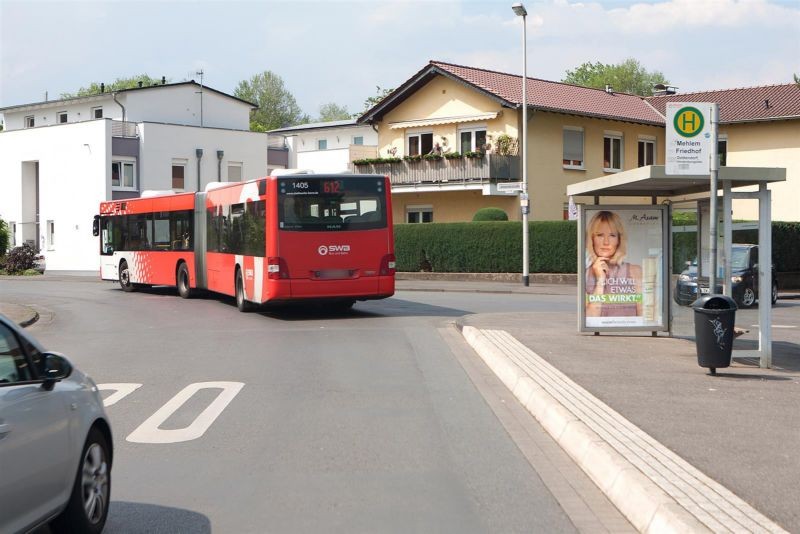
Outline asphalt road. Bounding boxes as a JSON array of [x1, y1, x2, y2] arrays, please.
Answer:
[[4, 277, 597, 534]]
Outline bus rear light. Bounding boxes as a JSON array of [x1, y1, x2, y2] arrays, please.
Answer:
[[379, 254, 396, 276], [268, 257, 289, 279]]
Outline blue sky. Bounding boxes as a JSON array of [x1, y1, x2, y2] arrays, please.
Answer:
[[1, 0, 798, 119]]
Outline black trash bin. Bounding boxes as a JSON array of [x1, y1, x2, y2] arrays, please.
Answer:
[[692, 294, 737, 375]]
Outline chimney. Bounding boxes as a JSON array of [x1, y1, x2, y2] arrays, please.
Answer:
[[100, 83, 105, 93], [162, 76, 166, 85], [605, 84, 613, 94]]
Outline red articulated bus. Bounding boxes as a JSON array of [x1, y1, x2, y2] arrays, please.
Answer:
[[93, 174, 395, 311]]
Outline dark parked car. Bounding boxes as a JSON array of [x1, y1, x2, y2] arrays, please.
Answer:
[[674, 244, 778, 307]]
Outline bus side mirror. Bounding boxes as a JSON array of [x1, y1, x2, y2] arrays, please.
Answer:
[[92, 215, 100, 237]]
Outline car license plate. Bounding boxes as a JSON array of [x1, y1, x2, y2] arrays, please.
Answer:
[[700, 287, 710, 294]]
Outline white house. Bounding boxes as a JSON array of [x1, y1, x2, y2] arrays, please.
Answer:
[[0, 80, 268, 271], [268, 119, 378, 173]]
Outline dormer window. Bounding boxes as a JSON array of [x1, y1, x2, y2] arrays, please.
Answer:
[[24, 115, 34, 128]]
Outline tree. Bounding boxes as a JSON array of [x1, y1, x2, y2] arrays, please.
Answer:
[[354, 86, 394, 118], [318, 102, 351, 122], [562, 58, 668, 96], [234, 71, 308, 132], [60, 75, 170, 98]]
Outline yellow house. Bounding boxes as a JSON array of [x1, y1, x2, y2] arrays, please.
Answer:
[[356, 61, 666, 222], [647, 84, 800, 222]]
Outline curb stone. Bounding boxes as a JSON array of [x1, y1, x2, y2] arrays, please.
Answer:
[[458, 324, 787, 534]]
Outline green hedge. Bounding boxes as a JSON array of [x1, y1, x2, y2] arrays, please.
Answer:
[[396, 221, 800, 274], [394, 221, 576, 273]]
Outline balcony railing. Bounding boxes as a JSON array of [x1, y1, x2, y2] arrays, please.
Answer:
[[350, 154, 519, 186], [111, 121, 138, 138]]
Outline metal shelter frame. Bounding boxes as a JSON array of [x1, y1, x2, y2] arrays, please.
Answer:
[[567, 165, 786, 368]]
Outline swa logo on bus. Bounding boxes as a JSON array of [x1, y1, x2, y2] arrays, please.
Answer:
[[318, 244, 351, 256]]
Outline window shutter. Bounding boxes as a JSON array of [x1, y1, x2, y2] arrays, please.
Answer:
[[563, 129, 583, 161]]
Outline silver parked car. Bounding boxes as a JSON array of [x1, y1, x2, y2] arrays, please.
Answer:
[[0, 313, 112, 534]]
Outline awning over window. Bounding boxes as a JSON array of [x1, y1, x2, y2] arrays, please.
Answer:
[[388, 112, 499, 130]]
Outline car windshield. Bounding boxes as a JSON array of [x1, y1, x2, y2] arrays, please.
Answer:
[[689, 247, 750, 270]]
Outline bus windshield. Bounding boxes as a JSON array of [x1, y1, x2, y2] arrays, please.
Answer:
[[278, 176, 387, 231]]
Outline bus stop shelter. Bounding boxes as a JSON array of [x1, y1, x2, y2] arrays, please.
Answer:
[[567, 165, 785, 368]]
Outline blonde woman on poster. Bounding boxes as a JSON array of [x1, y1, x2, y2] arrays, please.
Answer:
[[585, 210, 643, 318]]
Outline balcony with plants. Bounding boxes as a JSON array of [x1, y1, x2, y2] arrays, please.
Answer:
[[350, 134, 520, 186]]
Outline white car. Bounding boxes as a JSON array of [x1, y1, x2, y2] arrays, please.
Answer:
[[0, 313, 112, 533]]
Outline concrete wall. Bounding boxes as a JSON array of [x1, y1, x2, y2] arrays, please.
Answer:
[[721, 120, 799, 222], [0, 120, 110, 270], [2, 84, 251, 131], [137, 123, 267, 191], [122, 86, 251, 130]]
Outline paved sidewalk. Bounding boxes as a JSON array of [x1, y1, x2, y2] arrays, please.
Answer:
[[397, 278, 799, 533]]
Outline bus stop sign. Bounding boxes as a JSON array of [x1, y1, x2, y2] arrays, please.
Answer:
[[666, 103, 712, 175]]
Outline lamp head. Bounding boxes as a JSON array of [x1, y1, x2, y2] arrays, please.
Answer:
[[512, 2, 527, 17]]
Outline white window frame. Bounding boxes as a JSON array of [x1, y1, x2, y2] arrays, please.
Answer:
[[46, 220, 55, 250], [406, 205, 433, 224], [24, 115, 34, 128], [172, 158, 188, 190], [92, 106, 103, 119], [637, 135, 656, 167], [57, 111, 68, 124], [603, 131, 623, 173], [112, 158, 137, 191], [317, 138, 328, 150], [406, 131, 433, 157], [562, 126, 584, 170], [352, 135, 364, 146], [227, 162, 243, 182], [458, 126, 487, 153]]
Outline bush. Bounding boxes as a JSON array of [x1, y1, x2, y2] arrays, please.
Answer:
[[395, 220, 800, 274], [0, 218, 8, 257], [394, 221, 576, 273], [4, 243, 37, 274], [472, 208, 508, 222]]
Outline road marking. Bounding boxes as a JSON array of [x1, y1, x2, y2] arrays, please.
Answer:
[[126, 381, 244, 444], [97, 383, 143, 407], [750, 325, 796, 329]]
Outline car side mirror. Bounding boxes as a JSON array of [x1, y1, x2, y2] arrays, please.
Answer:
[[93, 215, 100, 237], [41, 352, 72, 390]]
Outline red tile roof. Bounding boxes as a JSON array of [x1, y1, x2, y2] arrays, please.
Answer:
[[430, 61, 665, 125], [647, 84, 800, 124]]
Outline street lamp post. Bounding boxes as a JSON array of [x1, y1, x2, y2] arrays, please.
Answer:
[[512, 2, 529, 286]]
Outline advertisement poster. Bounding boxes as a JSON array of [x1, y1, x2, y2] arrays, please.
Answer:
[[580, 206, 668, 331]]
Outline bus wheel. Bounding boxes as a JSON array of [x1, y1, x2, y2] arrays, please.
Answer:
[[119, 261, 134, 292], [236, 269, 253, 312], [177, 263, 192, 299]]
